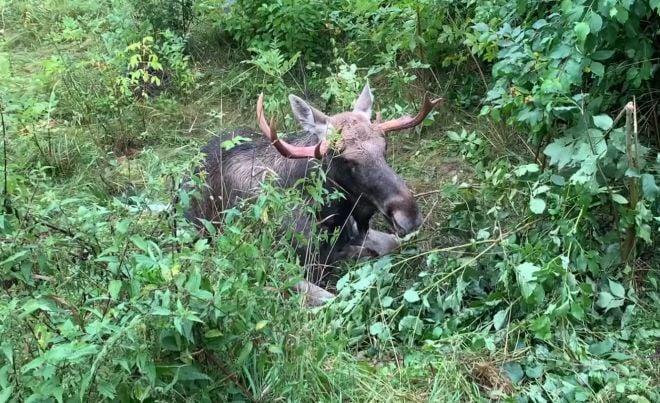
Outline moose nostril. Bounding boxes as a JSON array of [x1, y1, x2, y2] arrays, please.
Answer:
[[414, 211, 423, 229]]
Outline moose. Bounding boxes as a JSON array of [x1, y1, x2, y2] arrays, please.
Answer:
[[184, 84, 441, 305]]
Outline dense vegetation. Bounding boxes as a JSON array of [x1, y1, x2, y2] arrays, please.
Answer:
[[1, 0, 659, 401]]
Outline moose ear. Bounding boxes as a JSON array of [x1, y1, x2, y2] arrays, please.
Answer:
[[289, 95, 332, 139], [352, 83, 373, 119]]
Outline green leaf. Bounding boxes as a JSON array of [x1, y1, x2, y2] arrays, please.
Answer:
[[255, 320, 268, 331], [97, 380, 116, 399], [525, 364, 544, 379], [531, 316, 552, 340], [591, 50, 615, 61], [177, 365, 212, 381], [151, 307, 171, 316], [549, 44, 571, 59], [531, 19, 548, 29], [138, 355, 157, 385], [403, 289, 420, 303], [129, 235, 150, 252], [588, 339, 614, 356], [21, 355, 46, 373], [609, 280, 625, 299], [570, 155, 598, 184], [446, 130, 462, 142], [593, 114, 614, 130], [2, 343, 13, 365], [533, 185, 551, 196], [502, 362, 524, 384], [590, 61, 604, 77], [516, 262, 541, 299], [544, 139, 572, 169], [613, 6, 629, 23], [204, 329, 222, 338], [185, 267, 201, 292], [398, 316, 422, 334], [236, 341, 253, 365], [588, 12, 603, 32], [116, 219, 130, 234], [66, 343, 99, 361], [0, 250, 28, 268], [369, 322, 386, 336], [651, 0, 660, 11], [353, 273, 375, 290], [574, 22, 590, 43], [514, 163, 540, 177], [493, 309, 508, 331], [108, 280, 122, 300], [611, 194, 628, 204], [529, 198, 546, 214], [641, 174, 659, 200], [381, 296, 394, 308], [20, 298, 54, 317], [336, 273, 350, 291], [597, 291, 624, 311], [626, 395, 651, 403], [0, 386, 13, 403]]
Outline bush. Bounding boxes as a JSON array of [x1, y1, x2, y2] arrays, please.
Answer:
[[217, 0, 344, 61], [0, 149, 341, 401]]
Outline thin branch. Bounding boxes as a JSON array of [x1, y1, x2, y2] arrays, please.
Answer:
[[1, 103, 8, 213], [203, 351, 257, 402]]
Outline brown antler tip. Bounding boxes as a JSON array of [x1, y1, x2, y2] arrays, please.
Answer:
[[269, 117, 277, 134], [315, 141, 330, 159], [256, 94, 264, 117]]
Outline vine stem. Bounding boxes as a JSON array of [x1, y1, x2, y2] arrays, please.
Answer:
[[1, 103, 8, 213], [621, 100, 639, 262]]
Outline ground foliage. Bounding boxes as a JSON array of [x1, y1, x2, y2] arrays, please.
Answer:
[[1, 0, 659, 402]]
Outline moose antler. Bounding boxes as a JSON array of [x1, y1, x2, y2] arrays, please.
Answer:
[[257, 94, 328, 159], [379, 96, 443, 133]]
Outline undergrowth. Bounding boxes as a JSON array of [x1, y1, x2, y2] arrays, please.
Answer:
[[1, 0, 659, 402]]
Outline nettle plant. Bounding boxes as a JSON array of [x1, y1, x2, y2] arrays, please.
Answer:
[[0, 150, 335, 401], [242, 45, 301, 114]]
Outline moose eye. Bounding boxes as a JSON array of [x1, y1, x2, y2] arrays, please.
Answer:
[[342, 159, 358, 175]]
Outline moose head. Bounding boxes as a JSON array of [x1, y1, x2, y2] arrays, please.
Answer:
[[256, 84, 442, 238]]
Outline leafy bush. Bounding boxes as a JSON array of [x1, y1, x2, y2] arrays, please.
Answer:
[[0, 148, 341, 401], [131, 0, 195, 35], [331, 125, 659, 401], [217, 0, 343, 61]]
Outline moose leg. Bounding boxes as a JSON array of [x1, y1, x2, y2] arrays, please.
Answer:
[[288, 215, 400, 307], [359, 228, 400, 256], [294, 280, 335, 307], [334, 228, 400, 261]]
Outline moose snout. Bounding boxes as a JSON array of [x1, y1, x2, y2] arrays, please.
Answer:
[[390, 208, 423, 236], [382, 193, 423, 236]]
